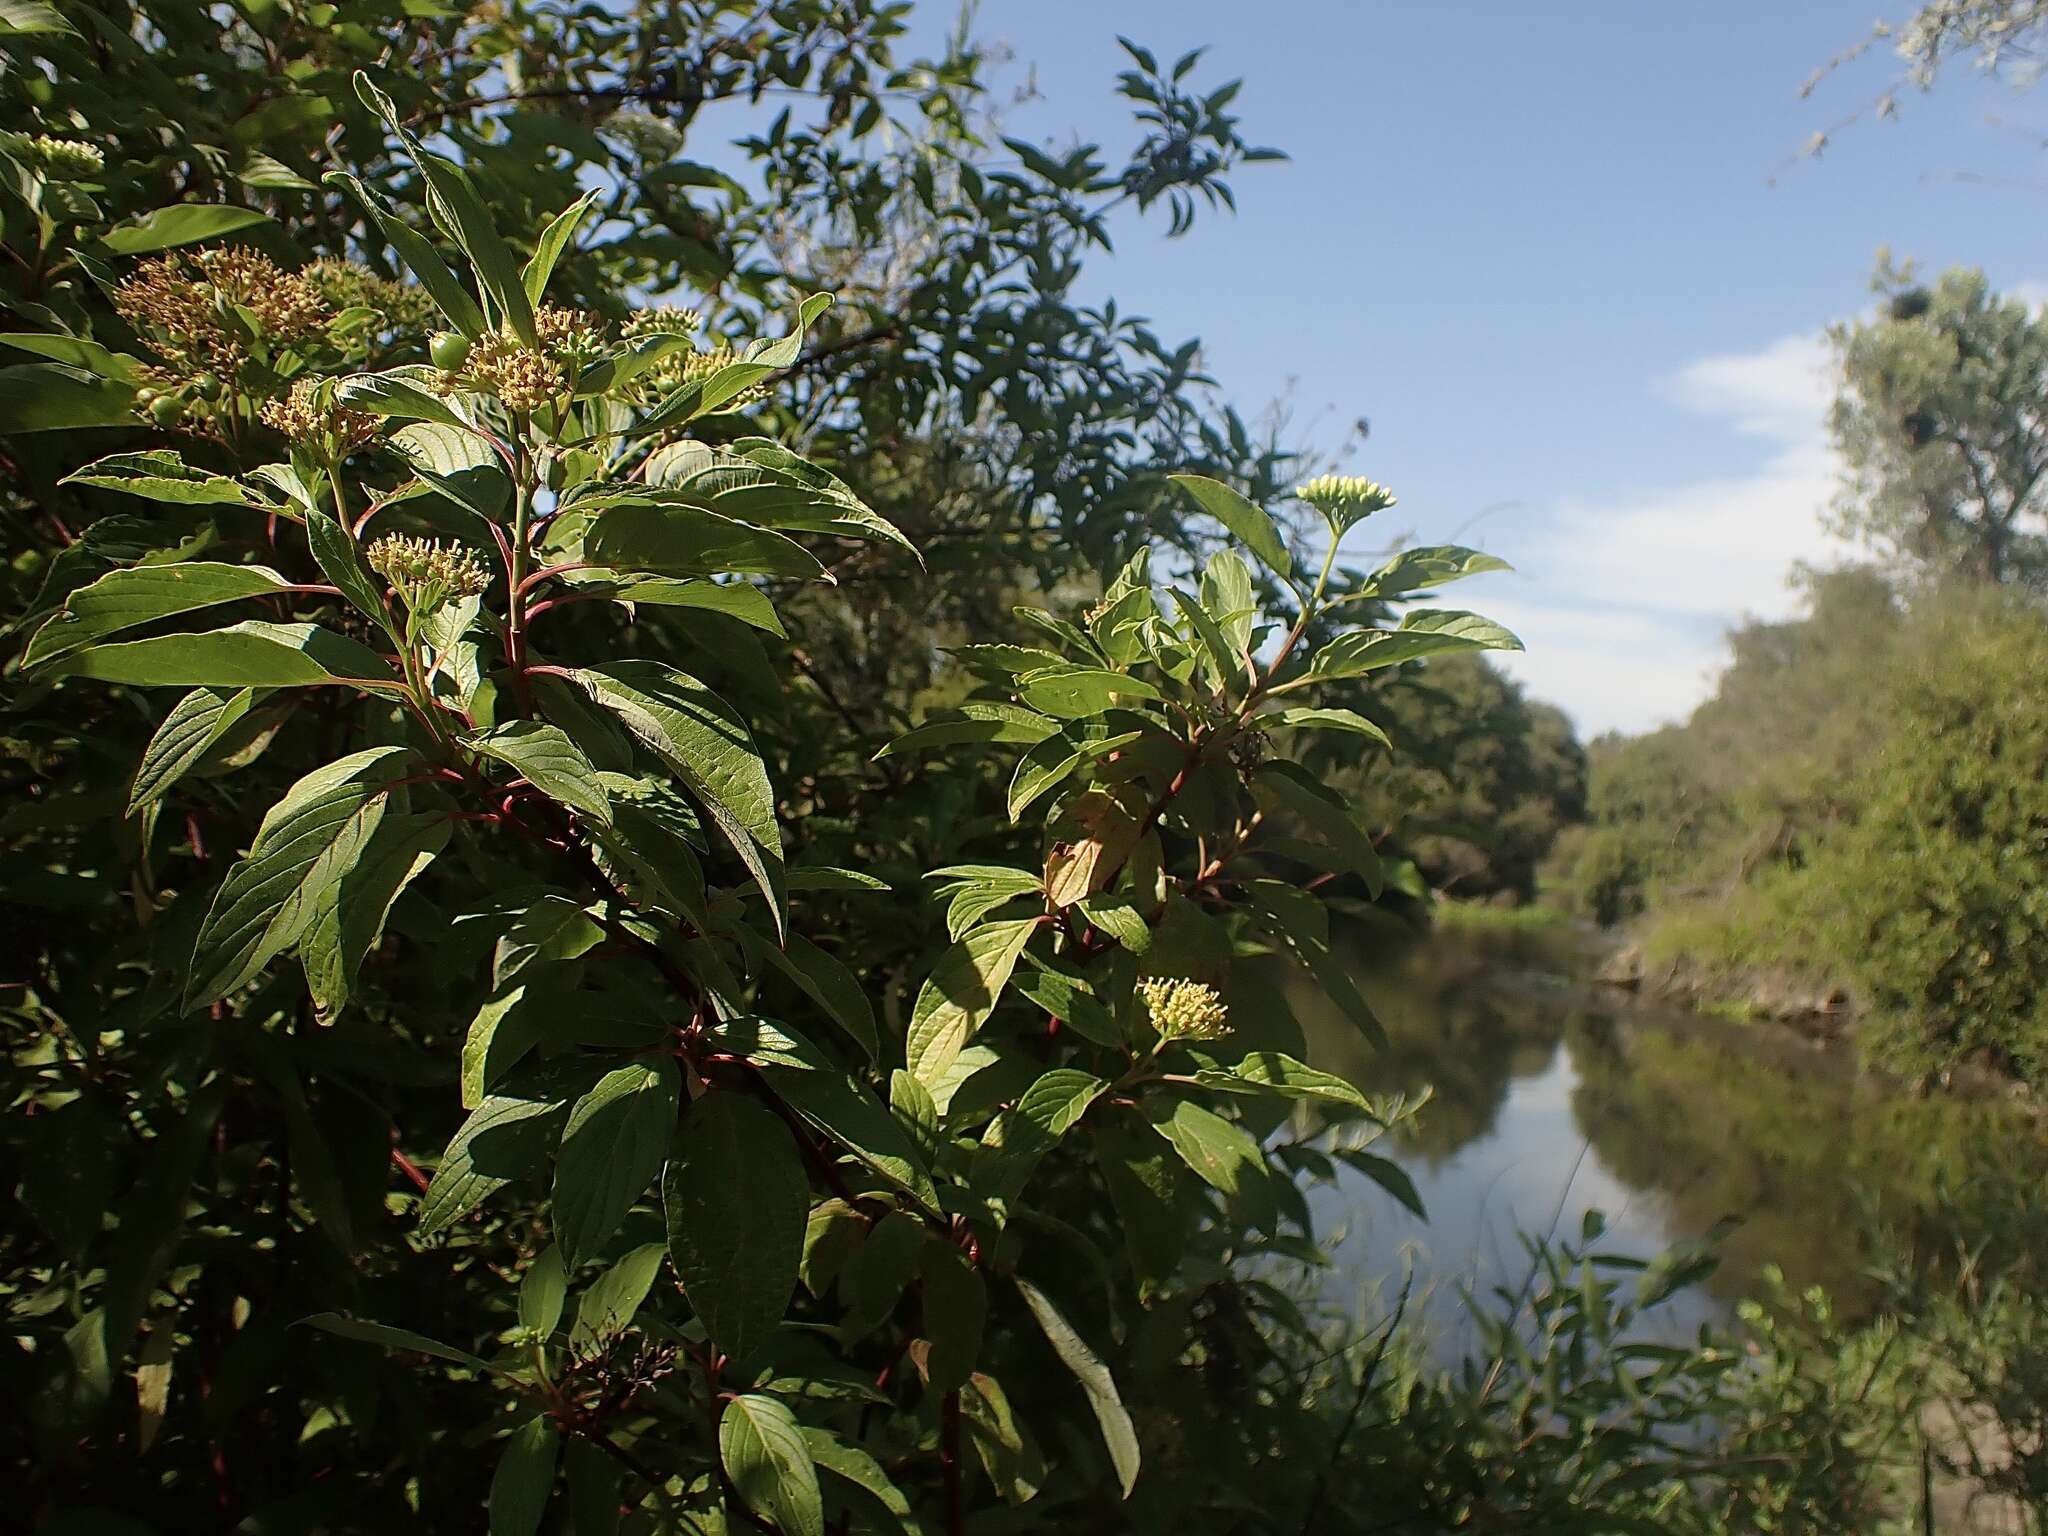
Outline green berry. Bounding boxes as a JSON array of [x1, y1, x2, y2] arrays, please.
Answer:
[[429, 331, 471, 371], [148, 394, 184, 427], [194, 373, 223, 402]]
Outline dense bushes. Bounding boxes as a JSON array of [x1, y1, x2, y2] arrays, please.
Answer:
[[1551, 574, 2048, 1086]]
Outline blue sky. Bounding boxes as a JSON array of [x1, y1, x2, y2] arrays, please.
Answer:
[[923, 2, 2048, 735]]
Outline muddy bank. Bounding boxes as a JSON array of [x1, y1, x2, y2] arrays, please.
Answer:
[[1592, 940, 2035, 1103]]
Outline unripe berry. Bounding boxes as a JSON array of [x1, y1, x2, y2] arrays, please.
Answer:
[[429, 330, 471, 371], [148, 394, 184, 427], [194, 372, 223, 402]]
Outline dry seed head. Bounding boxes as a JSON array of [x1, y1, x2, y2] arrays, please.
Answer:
[[114, 249, 329, 377], [1138, 977, 1231, 1042], [259, 378, 380, 453]]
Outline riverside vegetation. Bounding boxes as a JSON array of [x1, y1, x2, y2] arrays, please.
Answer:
[[4, 2, 2048, 1533]]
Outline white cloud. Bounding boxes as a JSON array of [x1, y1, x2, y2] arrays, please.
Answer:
[[1447, 330, 1853, 738]]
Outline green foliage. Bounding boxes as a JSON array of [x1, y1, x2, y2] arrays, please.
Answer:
[[1831, 261, 2048, 587], [0, 35, 1534, 1521], [1553, 569, 2048, 1088]]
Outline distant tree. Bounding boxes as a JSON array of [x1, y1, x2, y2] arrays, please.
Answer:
[[1829, 261, 2048, 587], [1344, 654, 1587, 904]]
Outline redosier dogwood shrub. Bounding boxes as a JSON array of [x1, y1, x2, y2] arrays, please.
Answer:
[[3, 71, 1531, 1532]]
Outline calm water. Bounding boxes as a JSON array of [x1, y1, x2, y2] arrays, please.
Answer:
[[1282, 919, 2042, 1351]]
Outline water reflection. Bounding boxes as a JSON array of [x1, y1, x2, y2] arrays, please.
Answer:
[[1282, 920, 2043, 1345]]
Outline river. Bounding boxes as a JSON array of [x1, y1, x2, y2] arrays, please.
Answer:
[[1280, 917, 2043, 1354]]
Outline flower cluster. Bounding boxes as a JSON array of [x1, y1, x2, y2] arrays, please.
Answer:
[[631, 339, 769, 413], [622, 305, 703, 340], [259, 378, 380, 455], [446, 331, 566, 413], [367, 533, 492, 614], [1296, 473, 1397, 532], [439, 308, 608, 413], [1138, 977, 1231, 1042], [114, 249, 329, 382], [20, 135, 104, 179], [303, 259, 439, 335]]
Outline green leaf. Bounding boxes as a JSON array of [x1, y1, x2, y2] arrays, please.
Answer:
[[1337, 1148, 1427, 1220], [1016, 666, 1161, 720], [1253, 760, 1383, 895], [582, 497, 827, 581], [1202, 549, 1257, 653], [1167, 586, 1243, 689], [1012, 955, 1123, 1047], [326, 171, 489, 338], [639, 437, 917, 557], [919, 1241, 986, 1396], [0, 332, 146, 381], [1194, 1051, 1382, 1115], [1141, 1095, 1274, 1230], [664, 1092, 807, 1358], [800, 1429, 912, 1526], [1169, 474, 1291, 578], [236, 150, 318, 191], [470, 721, 613, 827], [386, 422, 511, 520], [928, 865, 1045, 942], [721, 1393, 824, 1536], [633, 293, 833, 437], [54, 619, 399, 690], [978, 1068, 1107, 1202], [1014, 1278, 1140, 1498], [305, 505, 395, 633], [0, 0, 78, 35], [419, 1079, 573, 1234], [598, 576, 785, 635], [519, 1246, 567, 1338], [522, 189, 599, 304], [100, 204, 273, 255], [958, 1371, 1045, 1505], [301, 1312, 490, 1371], [337, 366, 474, 430], [128, 687, 257, 817], [762, 1065, 939, 1213], [61, 449, 258, 505], [26, 562, 293, 667], [299, 809, 447, 1023], [786, 865, 888, 892], [742, 930, 878, 1063], [553, 1060, 677, 1268], [0, 363, 135, 430], [1259, 706, 1392, 751], [907, 918, 1040, 1086], [1007, 729, 1143, 822], [574, 662, 784, 936], [184, 746, 411, 1010], [1305, 609, 1523, 681], [571, 1243, 666, 1350], [1093, 1120, 1189, 1290], [1361, 544, 1512, 596], [877, 704, 1058, 760], [489, 1416, 560, 1536]]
